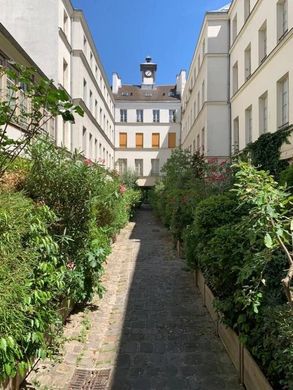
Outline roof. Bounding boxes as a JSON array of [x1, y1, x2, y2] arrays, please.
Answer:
[[210, 2, 231, 12], [114, 85, 181, 102]]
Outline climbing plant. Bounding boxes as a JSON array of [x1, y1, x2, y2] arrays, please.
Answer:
[[240, 125, 293, 179]]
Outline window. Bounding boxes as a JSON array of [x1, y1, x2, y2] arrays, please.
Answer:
[[117, 159, 127, 175], [119, 132, 127, 148], [63, 11, 68, 36], [62, 59, 68, 91], [152, 133, 160, 148], [193, 140, 196, 153], [202, 81, 205, 106], [120, 109, 127, 122], [89, 90, 93, 112], [244, 0, 250, 21], [83, 36, 87, 55], [245, 106, 253, 144], [151, 159, 160, 176], [197, 91, 200, 114], [202, 39, 206, 57], [259, 21, 267, 64], [277, 0, 288, 40], [99, 108, 102, 125], [153, 109, 160, 123], [201, 128, 205, 154], [89, 133, 93, 158], [245, 44, 251, 80], [82, 127, 87, 153], [278, 74, 289, 127], [94, 139, 98, 160], [95, 65, 98, 79], [259, 92, 268, 134], [169, 109, 176, 123], [198, 54, 201, 71], [233, 117, 239, 153], [232, 15, 238, 43], [95, 100, 98, 120], [90, 52, 93, 68], [168, 133, 176, 148], [233, 62, 239, 94], [135, 159, 143, 176], [136, 133, 144, 149], [136, 109, 143, 122], [83, 79, 87, 104]]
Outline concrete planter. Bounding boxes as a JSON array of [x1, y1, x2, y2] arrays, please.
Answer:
[[194, 269, 273, 390]]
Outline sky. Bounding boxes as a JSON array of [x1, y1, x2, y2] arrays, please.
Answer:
[[72, 0, 230, 86]]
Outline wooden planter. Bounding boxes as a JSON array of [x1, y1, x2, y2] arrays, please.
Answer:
[[194, 269, 273, 390]]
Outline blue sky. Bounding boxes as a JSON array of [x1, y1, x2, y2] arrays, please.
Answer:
[[72, 0, 229, 85]]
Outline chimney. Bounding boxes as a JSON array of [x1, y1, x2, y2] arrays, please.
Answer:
[[176, 70, 187, 97], [112, 72, 122, 94]]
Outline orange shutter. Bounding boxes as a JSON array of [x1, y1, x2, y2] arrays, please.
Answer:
[[136, 133, 143, 149], [119, 132, 127, 148], [152, 133, 160, 148], [168, 133, 176, 148]]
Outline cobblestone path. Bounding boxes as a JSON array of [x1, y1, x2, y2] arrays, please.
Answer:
[[24, 207, 241, 390]]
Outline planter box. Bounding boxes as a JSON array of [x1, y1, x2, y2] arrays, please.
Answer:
[[218, 322, 241, 373], [243, 347, 272, 390], [194, 268, 273, 390]]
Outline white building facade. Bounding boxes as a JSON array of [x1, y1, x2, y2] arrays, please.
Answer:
[[229, 0, 293, 159], [181, 5, 230, 160], [0, 0, 115, 168], [113, 57, 184, 186]]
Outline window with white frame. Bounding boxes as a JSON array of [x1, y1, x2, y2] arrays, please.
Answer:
[[153, 109, 160, 123], [95, 100, 98, 120], [83, 36, 87, 56], [202, 39, 205, 57], [135, 159, 143, 176], [201, 128, 205, 154], [151, 159, 160, 176], [117, 159, 127, 175], [277, 0, 288, 40], [245, 106, 253, 144], [233, 117, 239, 153], [82, 127, 87, 154], [63, 11, 68, 37], [232, 15, 238, 43], [90, 52, 93, 68], [259, 92, 268, 134], [89, 90, 93, 112], [120, 109, 127, 122], [169, 109, 176, 123], [278, 74, 289, 127], [136, 109, 143, 122], [233, 61, 239, 94], [244, 0, 250, 21], [245, 44, 251, 80], [83, 79, 87, 104], [63, 59, 68, 91], [259, 21, 267, 64]]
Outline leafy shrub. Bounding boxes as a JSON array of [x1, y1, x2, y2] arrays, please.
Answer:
[[0, 192, 66, 380], [280, 163, 293, 189]]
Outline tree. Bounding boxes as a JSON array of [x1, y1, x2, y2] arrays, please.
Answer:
[[0, 64, 83, 177]]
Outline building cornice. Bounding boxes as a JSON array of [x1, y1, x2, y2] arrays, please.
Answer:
[[115, 122, 179, 126], [72, 50, 115, 122], [230, 28, 293, 102], [115, 147, 174, 152], [73, 98, 115, 149]]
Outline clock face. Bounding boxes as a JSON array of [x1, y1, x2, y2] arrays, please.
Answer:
[[145, 70, 152, 78]]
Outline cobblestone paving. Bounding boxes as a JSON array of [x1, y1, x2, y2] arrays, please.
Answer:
[[23, 207, 241, 390]]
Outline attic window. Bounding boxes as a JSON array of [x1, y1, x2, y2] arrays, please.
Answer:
[[121, 92, 129, 96], [168, 92, 176, 97], [130, 92, 133, 96], [163, 93, 166, 96], [144, 93, 152, 97]]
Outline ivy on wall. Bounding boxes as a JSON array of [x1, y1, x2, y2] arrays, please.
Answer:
[[240, 125, 293, 179]]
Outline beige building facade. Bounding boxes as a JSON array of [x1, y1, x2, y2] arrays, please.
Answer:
[[113, 58, 184, 186], [229, 0, 293, 159], [0, 0, 115, 168], [181, 5, 230, 160]]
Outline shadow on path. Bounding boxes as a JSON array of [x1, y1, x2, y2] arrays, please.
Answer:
[[110, 206, 241, 390]]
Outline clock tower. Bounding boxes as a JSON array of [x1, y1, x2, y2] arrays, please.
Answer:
[[140, 56, 157, 87]]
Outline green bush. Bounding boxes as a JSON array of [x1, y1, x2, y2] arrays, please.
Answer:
[[0, 192, 66, 380], [280, 164, 293, 189]]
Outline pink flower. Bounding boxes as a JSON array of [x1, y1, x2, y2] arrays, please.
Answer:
[[119, 184, 126, 194], [66, 261, 76, 271], [84, 158, 93, 167]]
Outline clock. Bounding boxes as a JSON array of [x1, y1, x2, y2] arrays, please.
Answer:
[[144, 70, 152, 78]]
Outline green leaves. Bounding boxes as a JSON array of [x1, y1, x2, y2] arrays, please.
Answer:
[[264, 233, 273, 249]]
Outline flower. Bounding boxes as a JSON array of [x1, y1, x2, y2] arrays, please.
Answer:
[[84, 158, 93, 167], [119, 184, 126, 194]]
